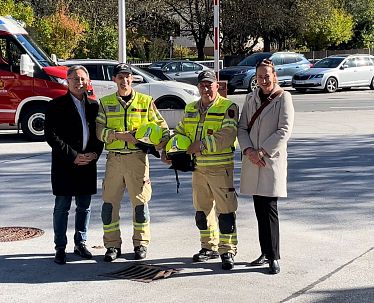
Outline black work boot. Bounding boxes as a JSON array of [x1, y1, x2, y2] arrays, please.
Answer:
[[192, 248, 220, 262], [54, 248, 66, 265], [221, 252, 234, 270], [134, 245, 147, 260], [104, 247, 121, 262], [74, 243, 93, 259]]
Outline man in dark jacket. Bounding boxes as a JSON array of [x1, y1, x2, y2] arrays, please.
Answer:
[[44, 65, 103, 265]]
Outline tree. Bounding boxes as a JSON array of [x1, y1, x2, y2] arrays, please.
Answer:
[[156, 0, 213, 60], [302, 5, 354, 50], [31, 4, 87, 59], [0, 0, 35, 26]]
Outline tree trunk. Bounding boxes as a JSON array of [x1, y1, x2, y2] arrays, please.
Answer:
[[263, 37, 271, 52], [196, 39, 205, 60]]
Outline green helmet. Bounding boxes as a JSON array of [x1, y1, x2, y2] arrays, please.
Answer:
[[135, 122, 163, 146], [166, 134, 192, 155]]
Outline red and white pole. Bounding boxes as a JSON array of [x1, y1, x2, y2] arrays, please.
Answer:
[[213, 0, 219, 80]]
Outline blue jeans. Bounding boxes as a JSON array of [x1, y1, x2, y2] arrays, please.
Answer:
[[53, 195, 91, 249]]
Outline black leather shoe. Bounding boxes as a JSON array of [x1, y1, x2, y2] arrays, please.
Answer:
[[134, 245, 147, 260], [104, 247, 121, 262], [250, 254, 269, 266], [54, 248, 66, 265], [74, 244, 92, 259], [269, 259, 280, 274], [221, 252, 234, 270], [192, 248, 220, 262]]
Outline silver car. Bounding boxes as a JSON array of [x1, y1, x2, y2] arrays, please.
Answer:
[[148, 60, 212, 85], [292, 54, 374, 93]]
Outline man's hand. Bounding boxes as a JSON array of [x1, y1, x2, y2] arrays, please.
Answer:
[[155, 140, 167, 151], [74, 153, 91, 166], [161, 151, 172, 165], [115, 131, 138, 144], [187, 140, 201, 155]]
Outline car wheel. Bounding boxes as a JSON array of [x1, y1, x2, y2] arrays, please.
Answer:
[[247, 76, 257, 93], [295, 88, 307, 93], [370, 77, 374, 90], [156, 98, 185, 110], [20, 105, 46, 141], [324, 77, 338, 93]]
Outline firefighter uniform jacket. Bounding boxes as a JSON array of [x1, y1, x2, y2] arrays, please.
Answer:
[[96, 91, 169, 152], [175, 93, 238, 167]]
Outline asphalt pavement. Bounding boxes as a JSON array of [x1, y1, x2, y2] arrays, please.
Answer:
[[0, 110, 373, 303]]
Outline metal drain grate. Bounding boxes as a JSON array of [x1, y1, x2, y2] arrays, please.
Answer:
[[0, 227, 44, 242], [100, 263, 181, 283]]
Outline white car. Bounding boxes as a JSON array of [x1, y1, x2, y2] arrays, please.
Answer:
[[59, 59, 200, 109], [292, 54, 374, 93]]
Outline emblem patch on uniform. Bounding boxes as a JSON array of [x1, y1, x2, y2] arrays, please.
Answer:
[[108, 105, 118, 112], [186, 112, 198, 118], [228, 109, 235, 118], [207, 129, 214, 135]]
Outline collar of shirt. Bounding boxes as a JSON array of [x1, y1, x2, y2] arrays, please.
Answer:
[[117, 90, 134, 109]]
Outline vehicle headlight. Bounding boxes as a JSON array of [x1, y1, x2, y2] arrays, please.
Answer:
[[235, 70, 247, 75], [313, 74, 324, 79], [55, 77, 68, 86], [183, 88, 200, 97]]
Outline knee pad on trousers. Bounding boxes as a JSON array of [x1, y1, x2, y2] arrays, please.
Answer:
[[219, 213, 236, 234], [135, 204, 149, 223], [195, 211, 208, 230], [101, 203, 113, 225]]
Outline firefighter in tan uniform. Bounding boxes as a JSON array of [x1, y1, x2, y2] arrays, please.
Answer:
[[163, 70, 239, 270], [96, 63, 169, 262]]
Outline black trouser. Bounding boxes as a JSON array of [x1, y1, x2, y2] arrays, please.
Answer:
[[253, 195, 280, 260]]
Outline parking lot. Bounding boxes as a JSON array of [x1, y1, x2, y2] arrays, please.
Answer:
[[0, 89, 373, 303]]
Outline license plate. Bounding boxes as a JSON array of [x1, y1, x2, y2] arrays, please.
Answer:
[[294, 80, 305, 84]]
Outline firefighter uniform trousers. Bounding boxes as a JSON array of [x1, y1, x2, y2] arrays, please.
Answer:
[[101, 151, 152, 249], [192, 165, 238, 255]]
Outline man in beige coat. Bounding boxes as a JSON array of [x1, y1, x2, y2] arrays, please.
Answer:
[[238, 59, 294, 274]]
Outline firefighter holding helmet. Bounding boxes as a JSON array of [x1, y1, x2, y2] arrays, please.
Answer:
[[96, 63, 169, 262], [163, 70, 239, 270]]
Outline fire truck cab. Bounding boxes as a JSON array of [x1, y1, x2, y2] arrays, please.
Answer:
[[0, 16, 70, 141]]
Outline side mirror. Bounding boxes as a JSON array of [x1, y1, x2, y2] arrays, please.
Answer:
[[132, 75, 144, 83], [340, 65, 348, 70], [20, 54, 34, 77], [50, 54, 58, 64]]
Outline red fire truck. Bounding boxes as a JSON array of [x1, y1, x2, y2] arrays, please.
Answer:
[[0, 16, 86, 141]]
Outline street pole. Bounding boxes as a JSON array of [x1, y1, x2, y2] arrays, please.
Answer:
[[213, 0, 219, 80], [118, 0, 127, 63]]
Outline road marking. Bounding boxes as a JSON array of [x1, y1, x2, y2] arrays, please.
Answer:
[[330, 106, 374, 109]]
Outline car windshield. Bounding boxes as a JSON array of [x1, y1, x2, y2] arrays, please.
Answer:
[[14, 34, 55, 67], [313, 57, 345, 68], [238, 53, 272, 66], [131, 65, 161, 81], [148, 62, 167, 69]]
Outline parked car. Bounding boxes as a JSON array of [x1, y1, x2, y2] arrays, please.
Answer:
[[147, 60, 212, 85], [219, 52, 311, 94], [292, 54, 374, 93], [59, 59, 200, 109]]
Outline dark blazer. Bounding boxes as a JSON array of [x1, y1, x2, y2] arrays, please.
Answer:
[[44, 92, 103, 196]]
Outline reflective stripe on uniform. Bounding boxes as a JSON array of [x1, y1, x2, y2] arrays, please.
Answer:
[[133, 221, 150, 231], [103, 221, 120, 233], [219, 232, 238, 244]]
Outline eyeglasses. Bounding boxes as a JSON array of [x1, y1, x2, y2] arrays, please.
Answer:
[[67, 77, 88, 82]]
